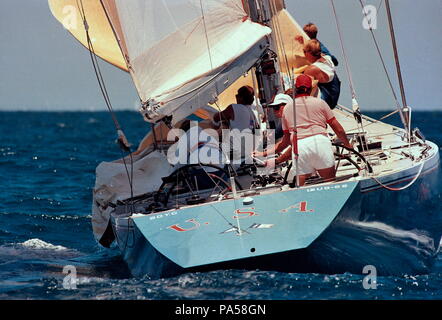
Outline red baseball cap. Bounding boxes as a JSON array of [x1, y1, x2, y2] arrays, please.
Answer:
[[295, 74, 312, 89]]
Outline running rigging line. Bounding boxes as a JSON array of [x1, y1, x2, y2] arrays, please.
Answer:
[[269, 0, 292, 82], [199, 0, 214, 70], [76, 0, 135, 210], [329, 0, 357, 101], [76, 1, 118, 131]]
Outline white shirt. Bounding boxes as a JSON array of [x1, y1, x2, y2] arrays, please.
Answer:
[[227, 104, 257, 165], [230, 104, 256, 131], [313, 55, 335, 83], [170, 125, 226, 172]]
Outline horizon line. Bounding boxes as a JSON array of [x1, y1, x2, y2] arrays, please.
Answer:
[[1, 106, 442, 112]]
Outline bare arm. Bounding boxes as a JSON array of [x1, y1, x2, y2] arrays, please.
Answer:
[[328, 118, 352, 149], [253, 130, 291, 158], [213, 104, 234, 123], [271, 131, 291, 155], [275, 145, 292, 165], [304, 65, 329, 83]]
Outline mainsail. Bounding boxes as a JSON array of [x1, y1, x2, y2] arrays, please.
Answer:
[[98, 0, 272, 124], [48, 1, 309, 122]]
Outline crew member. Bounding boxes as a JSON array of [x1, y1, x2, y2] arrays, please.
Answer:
[[296, 22, 339, 66], [302, 39, 341, 109], [213, 86, 262, 164], [253, 75, 351, 186]]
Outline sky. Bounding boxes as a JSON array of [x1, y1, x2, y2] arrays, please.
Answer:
[[0, 0, 441, 112]]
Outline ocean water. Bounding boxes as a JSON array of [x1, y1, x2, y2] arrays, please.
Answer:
[[1, 110, 441, 300]]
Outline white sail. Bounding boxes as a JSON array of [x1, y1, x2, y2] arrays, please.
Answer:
[[101, 0, 271, 123]]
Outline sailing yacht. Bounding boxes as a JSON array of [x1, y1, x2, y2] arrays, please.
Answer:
[[49, 0, 441, 278]]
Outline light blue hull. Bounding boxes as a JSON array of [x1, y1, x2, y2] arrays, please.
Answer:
[[111, 148, 441, 278]]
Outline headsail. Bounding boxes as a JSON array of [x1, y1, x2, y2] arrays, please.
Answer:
[[48, 0, 129, 72], [271, 8, 310, 75]]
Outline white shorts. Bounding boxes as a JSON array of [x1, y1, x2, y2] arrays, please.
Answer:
[[295, 134, 335, 175]]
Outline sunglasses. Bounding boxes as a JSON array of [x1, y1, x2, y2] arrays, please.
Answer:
[[272, 104, 284, 111]]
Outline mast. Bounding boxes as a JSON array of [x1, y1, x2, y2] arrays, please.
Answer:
[[246, 0, 284, 138], [385, 0, 411, 140], [246, 0, 283, 104], [247, 0, 300, 187]]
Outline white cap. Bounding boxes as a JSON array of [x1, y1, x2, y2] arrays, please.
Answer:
[[268, 94, 293, 107]]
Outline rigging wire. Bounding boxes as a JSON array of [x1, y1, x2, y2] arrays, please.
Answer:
[[377, 0, 384, 15], [211, 101, 243, 240], [339, 105, 399, 133], [76, 0, 135, 214], [371, 161, 425, 191], [384, 0, 408, 109], [213, 100, 240, 178], [199, 0, 214, 70], [358, 0, 402, 111], [359, 0, 411, 144], [76, 1, 119, 132], [329, 0, 372, 170], [329, 0, 357, 100], [332, 1, 422, 187]]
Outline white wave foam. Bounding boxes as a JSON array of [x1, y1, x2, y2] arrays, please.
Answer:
[[347, 221, 435, 249], [0, 239, 79, 261], [20, 238, 68, 251]]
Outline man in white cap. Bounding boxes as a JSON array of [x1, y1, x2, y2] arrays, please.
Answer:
[[253, 74, 351, 186]]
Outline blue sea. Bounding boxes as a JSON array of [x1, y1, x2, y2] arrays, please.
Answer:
[[1, 111, 441, 300]]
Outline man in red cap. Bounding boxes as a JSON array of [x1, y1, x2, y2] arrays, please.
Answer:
[[253, 74, 352, 186]]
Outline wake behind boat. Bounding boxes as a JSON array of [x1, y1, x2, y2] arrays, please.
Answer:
[[49, 0, 441, 278]]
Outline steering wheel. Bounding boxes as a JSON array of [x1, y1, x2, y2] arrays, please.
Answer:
[[280, 143, 373, 185], [332, 143, 373, 176]]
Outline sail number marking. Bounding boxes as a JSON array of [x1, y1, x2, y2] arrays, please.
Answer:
[[167, 201, 314, 233], [233, 207, 258, 219], [279, 201, 314, 213]]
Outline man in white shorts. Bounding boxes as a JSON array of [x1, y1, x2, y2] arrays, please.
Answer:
[[253, 74, 352, 186]]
